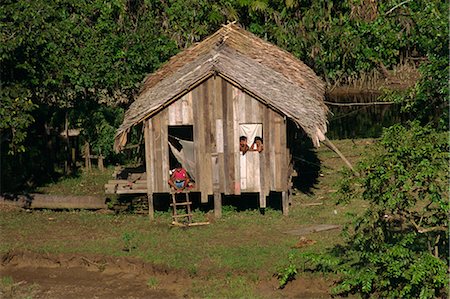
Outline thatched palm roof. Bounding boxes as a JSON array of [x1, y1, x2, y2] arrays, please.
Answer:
[[115, 23, 328, 151]]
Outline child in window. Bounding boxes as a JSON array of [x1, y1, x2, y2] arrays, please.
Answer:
[[250, 136, 263, 153], [239, 136, 249, 155]]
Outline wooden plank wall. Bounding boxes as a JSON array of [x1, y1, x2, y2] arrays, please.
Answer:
[[145, 76, 291, 199]]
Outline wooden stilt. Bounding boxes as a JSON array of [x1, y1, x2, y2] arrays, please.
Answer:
[[282, 191, 289, 216], [214, 192, 222, 219], [144, 120, 155, 221], [148, 193, 155, 220]]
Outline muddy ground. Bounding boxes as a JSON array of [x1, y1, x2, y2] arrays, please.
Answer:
[[1, 251, 331, 298]]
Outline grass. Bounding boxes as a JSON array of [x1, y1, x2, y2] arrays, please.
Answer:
[[35, 167, 114, 196], [146, 277, 159, 289], [0, 139, 375, 298]]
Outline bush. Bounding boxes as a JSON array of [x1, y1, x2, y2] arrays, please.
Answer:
[[302, 122, 448, 298]]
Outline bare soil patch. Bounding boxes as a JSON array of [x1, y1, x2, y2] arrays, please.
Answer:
[[1, 251, 189, 298], [1, 251, 333, 298]]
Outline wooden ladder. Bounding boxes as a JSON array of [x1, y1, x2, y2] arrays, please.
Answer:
[[170, 191, 193, 226]]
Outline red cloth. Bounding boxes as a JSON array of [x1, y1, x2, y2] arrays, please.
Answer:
[[172, 168, 187, 180]]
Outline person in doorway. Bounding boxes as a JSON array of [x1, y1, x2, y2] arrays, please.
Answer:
[[250, 136, 264, 153], [240, 136, 249, 155], [168, 162, 190, 192]]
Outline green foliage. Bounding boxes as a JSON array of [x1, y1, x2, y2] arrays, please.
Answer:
[[398, 54, 448, 129], [277, 252, 298, 289], [0, 89, 36, 154], [146, 277, 159, 289], [122, 231, 138, 252], [1, 0, 447, 190], [303, 122, 449, 298]]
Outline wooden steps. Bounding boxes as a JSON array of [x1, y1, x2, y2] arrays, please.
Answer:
[[170, 192, 209, 227], [170, 202, 192, 206], [172, 214, 193, 218], [171, 192, 193, 225], [104, 179, 147, 194]]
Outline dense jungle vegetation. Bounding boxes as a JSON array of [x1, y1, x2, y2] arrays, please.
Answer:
[[1, 1, 448, 297]]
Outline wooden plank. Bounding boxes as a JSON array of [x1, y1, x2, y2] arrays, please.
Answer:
[[208, 78, 216, 154], [144, 119, 155, 220], [274, 113, 283, 191], [280, 117, 288, 191], [262, 106, 271, 198], [181, 95, 189, 124], [282, 191, 289, 216], [192, 86, 201, 193], [168, 102, 176, 125], [201, 80, 212, 201], [222, 79, 234, 195], [152, 116, 163, 192], [216, 119, 224, 153], [232, 81, 240, 195], [160, 109, 170, 192], [214, 192, 222, 218], [245, 93, 253, 125], [186, 92, 194, 124], [237, 87, 246, 123], [269, 110, 276, 191], [1, 194, 108, 210], [211, 154, 220, 190], [253, 97, 263, 123], [176, 97, 183, 125], [214, 77, 225, 193], [116, 189, 148, 194]]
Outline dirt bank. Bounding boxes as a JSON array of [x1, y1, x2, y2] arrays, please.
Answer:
[[0, 251, 332, 298], [0, 251, 189, 298]]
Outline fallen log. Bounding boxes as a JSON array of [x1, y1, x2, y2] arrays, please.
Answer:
[[0, 194, 108, 210]]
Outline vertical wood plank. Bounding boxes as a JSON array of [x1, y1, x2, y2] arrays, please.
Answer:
[[160, 110, 169, 192], [215, 77, 225, 193], [144, 120, 154, 220], [208, 78, 216, 154], [176, 99, 183, 125], [181, 95, 189, 124], [262, 106, 271, 197], [282, 191, 289, 216], [280, 117, 288, 191], [222, 79, 234, 195], [192, 85, 202, 193], [274, 113, 283, 191], [237, 88, 246, 123], [214, 192, 222, 218], [202, 80, 213, 201], [168, 104, 175, 125], [152, 116, 162, 192], [269, 110, 276, 191], [187, 92, 194, 124], [231, 81, 240, 195]]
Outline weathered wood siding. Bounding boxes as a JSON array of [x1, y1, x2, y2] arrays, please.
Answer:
[[145, 76, 291, 202]]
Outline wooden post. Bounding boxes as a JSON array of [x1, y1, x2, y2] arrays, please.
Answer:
[[214, 192, 222, 219], [98, 155, 104, 171], [144, 120, 155, 220], [282, 191, 289, 216], [64, 111, 70, 175], [84, 142, 92, 171]]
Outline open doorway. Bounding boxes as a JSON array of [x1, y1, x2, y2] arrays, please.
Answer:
[[168, 125, 195, 179]]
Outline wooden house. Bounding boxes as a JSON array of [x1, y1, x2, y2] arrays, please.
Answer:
[[113, 24, 328, 218]]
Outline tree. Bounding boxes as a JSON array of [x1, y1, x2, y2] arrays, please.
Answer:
[[301, 122, 448, 298]]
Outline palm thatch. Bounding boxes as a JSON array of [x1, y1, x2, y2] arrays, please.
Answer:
[[115, 23, 328, 151]]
